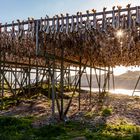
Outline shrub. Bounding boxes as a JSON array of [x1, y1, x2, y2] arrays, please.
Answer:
[[102, 108, 112, 117], [132, 133, 140, 140]]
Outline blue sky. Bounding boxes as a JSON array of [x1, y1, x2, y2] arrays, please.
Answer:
[[0, 0, 139, 23]]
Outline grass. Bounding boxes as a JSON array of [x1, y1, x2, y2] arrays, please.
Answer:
[[85, 124, 140, 140], [0, 116, 140, 140], [0, 116, 34, 140]]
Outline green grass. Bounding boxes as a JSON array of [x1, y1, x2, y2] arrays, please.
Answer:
[[0, 116, 34, 140], [0, 116, 140, 140]]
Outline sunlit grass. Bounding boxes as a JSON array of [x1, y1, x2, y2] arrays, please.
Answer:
[[0, 116, 140, 140]]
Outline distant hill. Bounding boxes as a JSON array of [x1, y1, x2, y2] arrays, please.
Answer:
[[70, 71, 140, 90], [116, 71, 140, 79], [114, 71, 140, 89]]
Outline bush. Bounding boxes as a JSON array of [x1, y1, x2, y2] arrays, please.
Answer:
[[102, 108, 112, 117], [132, 133, 140, 140]]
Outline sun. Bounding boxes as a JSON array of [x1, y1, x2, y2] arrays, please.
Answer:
[[116, 29, 124, 38]]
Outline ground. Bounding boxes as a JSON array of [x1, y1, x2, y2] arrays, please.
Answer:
[[0, 91, 140, 140]]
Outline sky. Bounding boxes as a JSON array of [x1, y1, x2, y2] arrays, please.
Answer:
[[0, 0, 139, 24]]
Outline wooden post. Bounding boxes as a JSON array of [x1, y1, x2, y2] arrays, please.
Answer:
[[78, 57, 82, 110], [127, 4, 132, 29], [112, 6, 115, 28], [102, 7, 106, 31], [132, 76, 140, 96], [99, 69, 101, 94], [112, 67, 115, 91], [64, 60, 88, 117], [51, 45, 56, 119], [52, 68, 55, 119], [75, 67, 77, 86], [36, 20, 39, 88], [28, 57, 31, 95], [60, 46, 64, 120], [136, 6, 140, 24], [15, 64, 17, 98], [107, 67, 110, 92], [103, 67, 106, 92], [0, 49, 4, 108], [89, 67, 92, 104], [68, 66, 71, 90], [0, 24, 1, 94], [48, 71, 51, 98]]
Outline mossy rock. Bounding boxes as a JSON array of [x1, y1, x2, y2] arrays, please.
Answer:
[[71, 136, 87, 140], [102, 108, 112, 117]]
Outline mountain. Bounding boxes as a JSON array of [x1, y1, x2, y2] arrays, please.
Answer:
[[69, 71, 140, 90]]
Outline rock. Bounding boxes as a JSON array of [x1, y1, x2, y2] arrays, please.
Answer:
[[94, 116, 106, 125], [71, 136, 87, 140]]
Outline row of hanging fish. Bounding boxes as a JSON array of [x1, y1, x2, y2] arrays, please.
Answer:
[[0, 5, 140, 67]]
